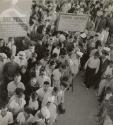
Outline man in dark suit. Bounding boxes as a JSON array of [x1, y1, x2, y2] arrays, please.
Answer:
[[100, 50, 110, 76], [97, 50, 110, 102]]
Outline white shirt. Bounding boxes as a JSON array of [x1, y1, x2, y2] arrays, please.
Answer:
[[14, 57, 27, 67], [29, 98, 39, 110], [0, 111, 13, 125], [7, 81, 25, 97], [87, 56, 100, 69], [17, 112, 33, 125], [53, 48, 60, 57], [104, 66, 113, 77], [9, 96, 26, 114], [36, 87, 53, 102], [53, 69, 61, 81]]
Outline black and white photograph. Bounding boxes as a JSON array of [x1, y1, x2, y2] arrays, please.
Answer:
[[0, 0, 113, 125]]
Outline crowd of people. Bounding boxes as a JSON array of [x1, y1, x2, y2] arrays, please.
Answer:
[[0, 0, 113, 125]]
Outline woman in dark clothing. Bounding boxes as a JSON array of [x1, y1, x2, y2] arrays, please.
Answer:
[[84, 52, 100, 88]]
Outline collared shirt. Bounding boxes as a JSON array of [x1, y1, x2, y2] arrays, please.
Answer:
[[17, 112, 34, 125], [0, 111, 13, 125], [9, 96, 26, 115], [36, 87, 53, 102]]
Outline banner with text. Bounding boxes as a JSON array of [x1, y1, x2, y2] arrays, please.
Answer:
[[58, 13, 89, 32], [0, 17, 28, 38]]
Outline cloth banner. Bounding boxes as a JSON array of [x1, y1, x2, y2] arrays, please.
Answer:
[[57, 13, 89, 32]]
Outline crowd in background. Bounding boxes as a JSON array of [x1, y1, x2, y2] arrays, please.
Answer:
[[0, 0, 113, 125]]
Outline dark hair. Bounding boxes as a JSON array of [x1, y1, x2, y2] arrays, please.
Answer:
[[106, 87, 112, 94], [24, 106, 32, 114], [61, 81, 68, 88], [44, 81, 50, 85], [31, 92, 37, 100], [94, 51, 100, 57], [102, 50, 109, 56], [14, 72, 21, 78], [51, 53, 58, 58], [53, 87, 59, 93], [15, 88, 24, 96]]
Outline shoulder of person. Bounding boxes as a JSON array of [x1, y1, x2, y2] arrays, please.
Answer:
[[8, 81, 15, 86]]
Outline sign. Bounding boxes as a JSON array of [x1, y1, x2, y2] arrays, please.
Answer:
[[0, 17, 28, 38], [57, 13, 89, 32]]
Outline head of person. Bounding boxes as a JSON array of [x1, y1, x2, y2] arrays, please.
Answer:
[[0, 39, 5, 47], [94, 51, 100, 59], [24, 106, 31, 118], [29, 44, 35, 53], [20, 65, 27, 74], [106, 87, 113, 95], [8, 37, 14, 44], [51, 53, 58, 59], [95, 40, 102, 49], [30, 77, 37, 87], [60, 81, 68, 90], [14, 73, 21, 83], [15, 88, 24, 98], [102, 50, 109, 59], [39, 66, 45, 76], [40, 59, 46, 67], [10, 56, 15, 62], [31, 92, 38, 101], [43, 81, 50, 92], [52, 87, 59, 96], [18, 51, 26, 60], [0, 105, 8, 117], [108, 96, 113, 106]]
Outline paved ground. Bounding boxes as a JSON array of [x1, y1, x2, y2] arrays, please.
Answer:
[[56, 72, 98, 125]]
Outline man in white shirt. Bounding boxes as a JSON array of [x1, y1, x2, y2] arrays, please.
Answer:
[[0, 105, 13, 125], [36, 81, 52, 106], [7, 73, 25, 98]]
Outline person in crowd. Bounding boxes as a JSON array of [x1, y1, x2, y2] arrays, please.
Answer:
[[84, 51, 100, 88], [0, 104, 14, 125], [20, 65, 30, 89], [0, 55, 4, 82], [36, 81, 52, 108], [7, 37, 17, 57], [3, 56, 20, 84], [8, 88, 26, 117], [16, 106, 34, 125], [0, 39, 11, 59], [7, 73, 25, 98], [14, 51, 28, 67], [100, 50, 110, 77], [24, 44, 35, 60], [52, 62, 62, 88], [34, 105, 50, 125], [1, 1, 113, 125], [98, 60, 113, 99], [28, 92, 39, 115]]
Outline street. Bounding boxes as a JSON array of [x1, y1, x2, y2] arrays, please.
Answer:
[[56, 72, 98, 125]]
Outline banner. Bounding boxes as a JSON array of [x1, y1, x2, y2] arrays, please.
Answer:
[[0, 17, 28, 38], [0, 0, 31, 38], [57, 13, 89, 32], [0, 8, 29, 38]]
